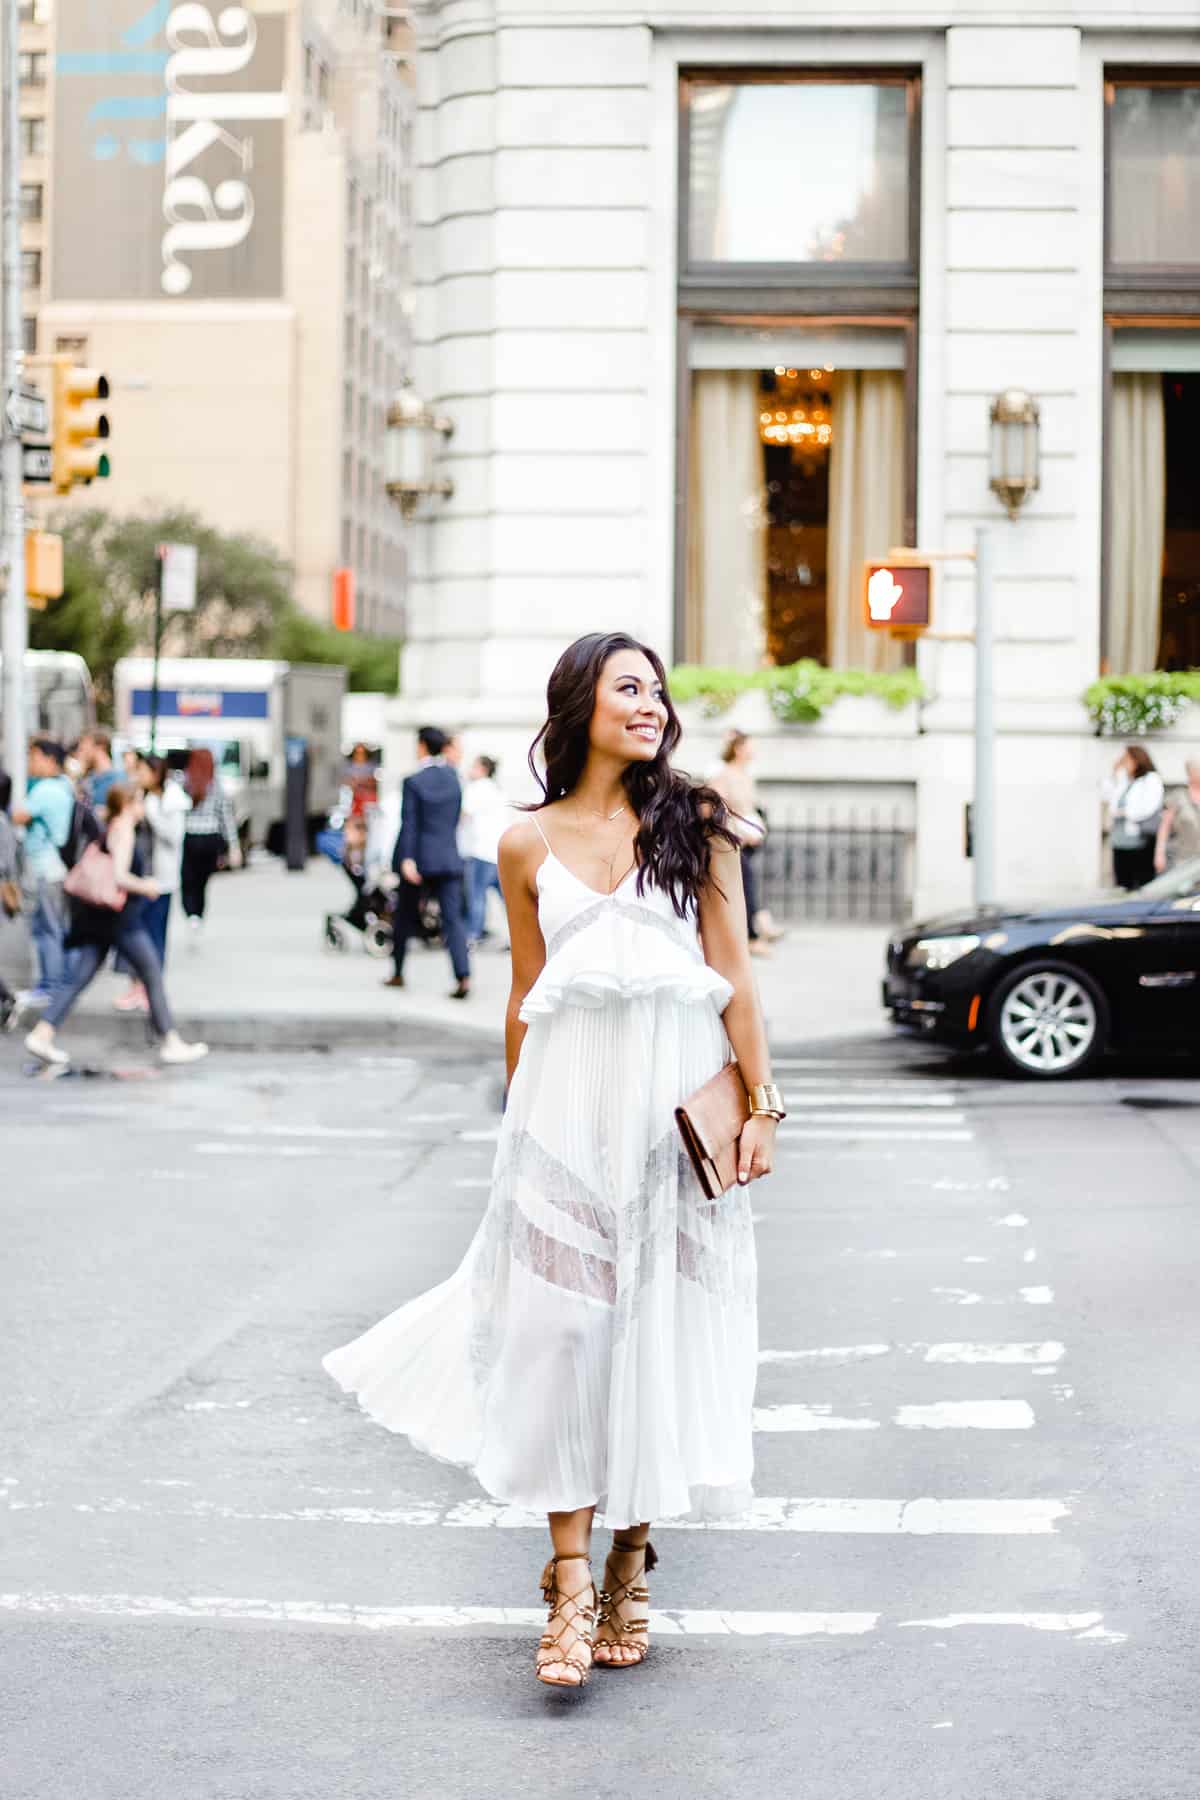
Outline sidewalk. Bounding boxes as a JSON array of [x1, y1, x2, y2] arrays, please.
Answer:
[[14, 857, 893, 1052]]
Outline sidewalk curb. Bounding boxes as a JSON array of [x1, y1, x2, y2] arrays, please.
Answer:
[[61, 1007, 506, 1055]]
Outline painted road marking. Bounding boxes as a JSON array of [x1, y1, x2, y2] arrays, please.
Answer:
[[0, 1592, 1123, 1641], [780, 1112, 967, 1127], [15, 1494, 1069, 1534], [754, 1401, 1036, 1432], [924, 1341, 1064, 1365], [779, 1129, 974, 1144], [783, 1093, 961, 1110], [893, 1401, 1035, 1430], [760, 1342, 1064, 1366]]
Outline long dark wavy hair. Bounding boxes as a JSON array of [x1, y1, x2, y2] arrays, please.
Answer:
[[526, 632, 740, 917]]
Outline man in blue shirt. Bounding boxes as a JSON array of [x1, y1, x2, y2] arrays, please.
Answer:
[[12, 738, 75, 1005]]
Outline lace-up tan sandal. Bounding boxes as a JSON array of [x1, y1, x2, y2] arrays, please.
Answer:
[[593, 1538, 657, 1668], [535, 1554, 596, 1690]]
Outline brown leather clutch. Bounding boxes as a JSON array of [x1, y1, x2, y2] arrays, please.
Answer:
[[675, 1060, 751, 1200]]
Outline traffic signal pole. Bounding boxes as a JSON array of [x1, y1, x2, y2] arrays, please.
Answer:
[[973, 526, 996, 909], [0, 0, 27, 799]]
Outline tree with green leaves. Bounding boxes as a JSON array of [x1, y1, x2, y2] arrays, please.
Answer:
[[28, 506, 400, 718]]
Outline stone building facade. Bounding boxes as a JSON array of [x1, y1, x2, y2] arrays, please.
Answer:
[[401, 3, 1200, 913]]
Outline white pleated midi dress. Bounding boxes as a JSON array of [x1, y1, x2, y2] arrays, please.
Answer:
[[322, 833, 759, 1528]]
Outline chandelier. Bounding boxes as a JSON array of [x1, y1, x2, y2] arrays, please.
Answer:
[[758, 366, 833, 450]]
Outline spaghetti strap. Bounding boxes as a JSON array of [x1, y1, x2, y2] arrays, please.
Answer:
[[531, 813, 552, 852]]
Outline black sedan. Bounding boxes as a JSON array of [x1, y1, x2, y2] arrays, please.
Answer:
[[885, 857, 1200, 1078]]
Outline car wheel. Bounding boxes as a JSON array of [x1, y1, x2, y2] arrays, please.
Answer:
[[987, 960, 1109, 1080]]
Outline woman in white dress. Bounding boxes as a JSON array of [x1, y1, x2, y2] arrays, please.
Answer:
[[323, 632, 780, 1690]]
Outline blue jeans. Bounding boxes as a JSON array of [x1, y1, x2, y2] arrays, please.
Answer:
[[29, 879, 67, 996], [141, 892, 171, 969], [45, 924, 174, 1036], [466, 857, 503, 940]]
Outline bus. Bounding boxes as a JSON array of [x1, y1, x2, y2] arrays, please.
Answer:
[[0, 651, 96, 748]]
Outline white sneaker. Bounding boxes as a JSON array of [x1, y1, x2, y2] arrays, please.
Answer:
[[24, 1021, 69, 1066], [159, 1031, 209, 1065], [186, 916, 204, 949]]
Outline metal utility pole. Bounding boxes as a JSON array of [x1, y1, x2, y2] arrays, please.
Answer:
[[0, 0, 27, 799], [972, 525, 996, 908]]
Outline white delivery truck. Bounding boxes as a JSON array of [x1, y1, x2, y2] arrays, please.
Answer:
[[114, 657, 347, 853]]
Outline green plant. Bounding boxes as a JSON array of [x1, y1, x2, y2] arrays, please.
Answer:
[[36, 505, 293, 716], [270, 609, 401, 693], [667, 660, 925, 723], [1083, 671, 1200, 736]]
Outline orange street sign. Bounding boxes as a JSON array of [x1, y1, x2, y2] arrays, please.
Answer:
[[864, 561, 932, 634]]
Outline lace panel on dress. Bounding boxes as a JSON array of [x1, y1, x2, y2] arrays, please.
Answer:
[[510, 1128, 615, 1243], [545, 897, 702, 963], [510, 1206, 617, 1306]]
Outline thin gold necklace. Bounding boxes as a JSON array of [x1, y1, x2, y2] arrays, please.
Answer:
[[577, 801, 627, 821], [572, 801, 636, 893]]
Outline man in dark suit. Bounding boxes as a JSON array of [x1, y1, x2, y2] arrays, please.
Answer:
[[386, 726, 471, 999]]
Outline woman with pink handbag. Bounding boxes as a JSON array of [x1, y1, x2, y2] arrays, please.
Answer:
[[24, 785, 208, 1068]]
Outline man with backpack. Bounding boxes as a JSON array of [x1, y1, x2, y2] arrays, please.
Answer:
[[11, 738, 77, 1008]]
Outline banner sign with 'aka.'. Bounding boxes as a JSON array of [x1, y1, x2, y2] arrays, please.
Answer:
[[52, 0, 287, 301]]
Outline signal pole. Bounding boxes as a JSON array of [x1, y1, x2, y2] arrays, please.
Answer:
[[0, 0, 27, 798]]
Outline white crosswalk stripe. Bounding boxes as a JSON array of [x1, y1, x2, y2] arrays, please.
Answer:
[[0, 1592, 1124, 1643]]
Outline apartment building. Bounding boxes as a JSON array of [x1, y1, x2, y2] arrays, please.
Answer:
[[22, 0, 415, 638]]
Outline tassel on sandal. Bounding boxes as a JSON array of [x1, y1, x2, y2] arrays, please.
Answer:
[[594, 1539, 657, 1669], [535, 1554, 596, 1690]]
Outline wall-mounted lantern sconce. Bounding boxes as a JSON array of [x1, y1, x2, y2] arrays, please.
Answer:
[[989, 388, 1040, 520], [385, 382, 455, 515]]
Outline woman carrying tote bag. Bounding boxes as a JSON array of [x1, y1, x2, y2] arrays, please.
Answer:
[[24, 784, 208, 1068]]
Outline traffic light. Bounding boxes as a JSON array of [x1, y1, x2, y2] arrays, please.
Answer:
[[51, 358, 110, 493]]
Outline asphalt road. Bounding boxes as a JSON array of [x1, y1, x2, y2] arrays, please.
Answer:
[[2, 1030, 1199, 1799]]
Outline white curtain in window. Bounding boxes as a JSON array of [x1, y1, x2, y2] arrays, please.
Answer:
[[685, 370, 766, 668], [826, 370, 906, 671], [1109, 373, 1165, 673]]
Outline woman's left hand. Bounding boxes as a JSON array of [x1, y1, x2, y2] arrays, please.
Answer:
[[737, 1114, 777, 1185]]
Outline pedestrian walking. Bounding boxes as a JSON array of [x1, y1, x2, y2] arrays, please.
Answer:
[[1105, 744, 1165, 890], [325, 631, 778, 1691], [462, 754, 511, 944], [384, 726, 471, 999], [76, 729, 120, 811], [1154, 760, 1200, 873], [0, 768, 22, 1027], [706, 729, 778, 957], [24, 784, 208, 1067], [10, 738, 75, 1008], [180, 748, 239, 941], [114, 754, 191, 1012]]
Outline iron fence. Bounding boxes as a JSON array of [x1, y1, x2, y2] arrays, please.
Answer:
[[755, 810, 914, 923]]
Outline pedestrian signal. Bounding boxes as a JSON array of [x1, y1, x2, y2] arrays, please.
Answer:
[[863, 561, 932, 634], [51, 358, 111, 493]]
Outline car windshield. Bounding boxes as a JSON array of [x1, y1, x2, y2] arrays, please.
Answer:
[[1135, 857, 1200, 902]]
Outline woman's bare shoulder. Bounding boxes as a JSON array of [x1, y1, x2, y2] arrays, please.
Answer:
[[498, 815, 544, 862]]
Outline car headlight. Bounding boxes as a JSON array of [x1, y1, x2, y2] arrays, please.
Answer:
[[906, 934, 981, 972]]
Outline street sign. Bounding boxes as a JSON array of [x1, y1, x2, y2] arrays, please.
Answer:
[[21, 444, 53, 483], [864, 560, 933, 634], [157, 541, 198, 612], [6, 385, 48, 437]]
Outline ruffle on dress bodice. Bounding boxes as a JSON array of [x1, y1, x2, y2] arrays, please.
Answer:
[[519, 853, 734, 1022]]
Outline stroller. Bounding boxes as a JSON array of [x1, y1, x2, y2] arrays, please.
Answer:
[[320, 816, 395, 959]]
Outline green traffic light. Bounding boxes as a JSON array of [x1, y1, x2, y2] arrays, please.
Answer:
[[97, 453, 110, 478]]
